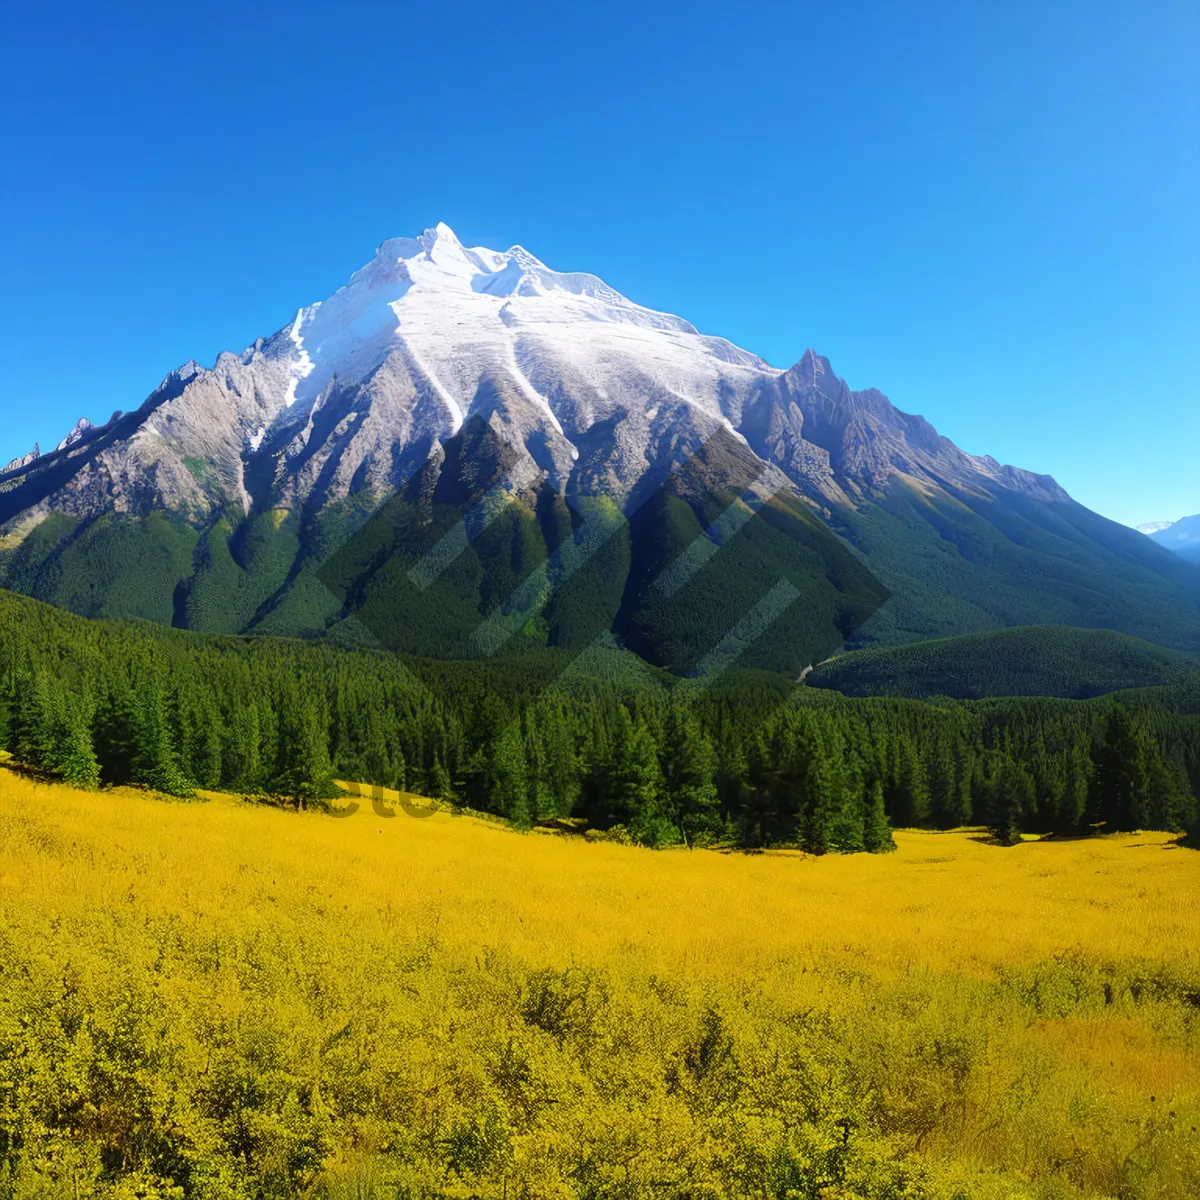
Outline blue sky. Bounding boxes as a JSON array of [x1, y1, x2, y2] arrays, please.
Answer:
[[1, 1, 1196, 527]]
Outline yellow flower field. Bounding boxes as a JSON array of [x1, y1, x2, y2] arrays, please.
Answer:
[[0, 769, 1197, 1198]]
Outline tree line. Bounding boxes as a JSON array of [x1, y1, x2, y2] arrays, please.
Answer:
[[1, 590, 1197, 851]]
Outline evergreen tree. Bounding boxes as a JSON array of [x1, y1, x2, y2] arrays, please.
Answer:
[[800, 724, 843, 855], [391, 745, 408, 795], [364, 715, 393, 791], [536, 707, 580, 818], [50, 697, 101, 790], [986, 758, 1035, 846], [607, 707, 667, 845], [273, 694, 334, 809], [1184, 810, 1200, 849], [226, 702, 263, 792], [489, 720, 530, 828], [429, 756, 453, 803], [887, 739, 931, 827], [193, 702, 223, 790], [659, 705, 719, 847], [828, 780, 866, 853], [928, 738, 962, 828], [742, 720, 808, 848], [1054, 741, 1091, 833], [0, 678, 11, 756], [862, 779, 895, 853], [11, 670, 55, 771], [1091, 704, 1152, 832], [1142, 752, 1190, 833], [131, 687, 195, 798]]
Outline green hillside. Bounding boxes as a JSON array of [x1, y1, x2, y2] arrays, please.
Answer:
[[5, 443, 1200, 666], [833, 477, 1200, 652], [808, 625, 1200, 700], [0, 429, 888, 675], [2, 587, 1197, 848]]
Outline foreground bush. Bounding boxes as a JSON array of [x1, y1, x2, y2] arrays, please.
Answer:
[[0, 772, 1197, 1198]]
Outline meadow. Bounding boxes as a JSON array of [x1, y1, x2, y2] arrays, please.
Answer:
[[1, 769, 1198, 1198]]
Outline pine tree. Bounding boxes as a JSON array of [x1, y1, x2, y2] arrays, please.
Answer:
[[740, 727, 799, 848], [659, 705, 719, 848], [391, 745, 408, 795], [364, 716, 393, 791], [1054, 741, 1091, 833], [50, 697, 101, 790], [429, 756, 453, 803], [536, 706, 580, 818], [1141, 753, 1190, 833], [273, 694, 334, 809], [800, 733, 838, 855], [132, 687, 195, 798], [1184, 809, 1200, 849], [227, 702, 263, 792], [0, 678, 12, 756], [886, 738, 931, 828], [607, 707, 667, 845], [828, 780, 866, 854], [1090, 704, 1152, 832], [194, 702, 223, 791], [862, 779, 895, 853], [954, 765, 974, 827], [928, 738, 962, 828], [490, 720, 530, 828], [11, 670, 56, 771], [987, 758, 1034, 846]]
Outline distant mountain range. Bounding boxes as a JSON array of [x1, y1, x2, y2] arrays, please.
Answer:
[[2, 223, 1199, 663], [1140, 515, 1200, 565]]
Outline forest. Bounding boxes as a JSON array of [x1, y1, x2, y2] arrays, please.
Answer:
[[2, 588, 1197, 851], [808, 624, 1200, 700]]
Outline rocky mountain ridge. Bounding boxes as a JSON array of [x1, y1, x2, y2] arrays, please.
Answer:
[[1, 223, 1063, 533], [2, 224, 1197, 653]]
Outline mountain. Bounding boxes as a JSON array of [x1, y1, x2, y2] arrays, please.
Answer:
[[1144, 515, 1200, 565], [2, 223, 1199, 661], [807, 625, 1200, 701]]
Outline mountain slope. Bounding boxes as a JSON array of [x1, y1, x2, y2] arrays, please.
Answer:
[[807, 625, 1200, 700], [1146, 515, 1200, 564], [733, 351, 1200, 649], [2, 223, 1198, 660]]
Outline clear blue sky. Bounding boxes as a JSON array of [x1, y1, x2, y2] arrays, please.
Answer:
[[1, 1, 1196, 526]]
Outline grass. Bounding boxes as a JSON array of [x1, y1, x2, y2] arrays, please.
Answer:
[[1, 769, 1198, 1198]]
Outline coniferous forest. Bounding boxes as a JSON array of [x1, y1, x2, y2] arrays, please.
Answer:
[[3, 589, 1196, 850]]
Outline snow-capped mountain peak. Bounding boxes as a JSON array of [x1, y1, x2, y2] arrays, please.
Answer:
[[2, 224, 1069, 536], [271, 222, 763, 468], [1144, 514, 1200, 564]]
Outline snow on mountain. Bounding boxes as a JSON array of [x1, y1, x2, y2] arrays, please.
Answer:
[[270, 221, 779, 493], [1, 223, 1066, 534], [2, 444, 40, 475], [1137, 521, 1175, 535], [1147, 515, 1200, 563], [56, 419, 92, 451]]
